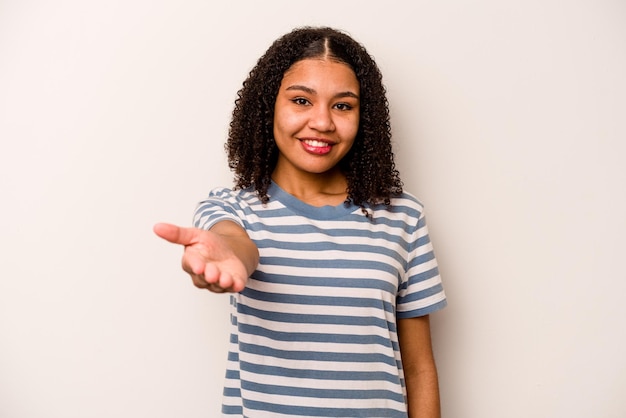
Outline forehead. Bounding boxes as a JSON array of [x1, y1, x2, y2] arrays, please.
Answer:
[[282, 59, 359, 87]]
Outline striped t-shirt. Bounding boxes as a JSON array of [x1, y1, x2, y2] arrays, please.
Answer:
[[193, 182, 447, 418]]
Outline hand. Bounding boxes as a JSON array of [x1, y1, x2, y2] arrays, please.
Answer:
[[153, 222, 251, 293]]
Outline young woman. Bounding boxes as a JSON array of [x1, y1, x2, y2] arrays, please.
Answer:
[[154, 26, 447, 418]]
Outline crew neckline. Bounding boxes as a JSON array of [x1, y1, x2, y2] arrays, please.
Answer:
[[268, 181, 358, 220]]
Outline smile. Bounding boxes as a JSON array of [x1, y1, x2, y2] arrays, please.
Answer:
[[301, 138, 333, 155]]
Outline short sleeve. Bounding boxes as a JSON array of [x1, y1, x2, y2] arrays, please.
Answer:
[[192, 188, 246, 230], [396, 210, 447, 318]]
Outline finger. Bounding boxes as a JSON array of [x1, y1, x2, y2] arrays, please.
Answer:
[[217, 271, 235, 290], [230, 277, 246, 293], [206, 281, 239, 294], [205, 270, 245, 293], [153, 223, 200, 246], [190, 274, 209, 289], [219, 272, 246, 293], [206, 283, 227, 293], [182, 250, 209, 276], [202, 263, 220, 285]]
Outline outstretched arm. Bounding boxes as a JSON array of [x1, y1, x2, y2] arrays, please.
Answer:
[[398, 315, 441, 418], [153, 221, 259, 293]]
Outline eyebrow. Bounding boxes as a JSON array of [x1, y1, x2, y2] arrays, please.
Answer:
[[285, 85, 359, 100]]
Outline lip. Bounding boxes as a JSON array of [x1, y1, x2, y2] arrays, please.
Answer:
[[300, 137, 334, 155]]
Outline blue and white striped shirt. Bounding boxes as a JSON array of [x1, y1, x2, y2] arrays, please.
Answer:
[[193, 182, 446, 417]]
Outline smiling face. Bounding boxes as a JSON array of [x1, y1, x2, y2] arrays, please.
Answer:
[[272, 58, 360, 187]]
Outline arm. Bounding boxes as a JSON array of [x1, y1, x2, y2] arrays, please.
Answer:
[[397, 315, 441, 418], [153, 221, 259, 293]]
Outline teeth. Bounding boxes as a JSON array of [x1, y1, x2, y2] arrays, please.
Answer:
[[304, 139, 329, 147]]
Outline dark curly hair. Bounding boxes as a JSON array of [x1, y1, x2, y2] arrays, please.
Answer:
[[226, 26, 403, 212]]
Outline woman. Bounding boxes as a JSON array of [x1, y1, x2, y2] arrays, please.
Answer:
[[155, 26, 446, 418]]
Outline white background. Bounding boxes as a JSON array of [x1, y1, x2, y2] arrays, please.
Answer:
[[1, 1, 625, 417]]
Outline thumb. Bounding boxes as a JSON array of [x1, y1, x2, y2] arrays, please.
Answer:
[[153, 222, 200, 246]]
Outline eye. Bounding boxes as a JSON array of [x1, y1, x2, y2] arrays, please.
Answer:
[[291, 97, 310, 106], [334, 102, 353, 111]]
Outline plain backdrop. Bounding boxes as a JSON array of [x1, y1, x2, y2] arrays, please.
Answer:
[[1, 1, 625, 417]]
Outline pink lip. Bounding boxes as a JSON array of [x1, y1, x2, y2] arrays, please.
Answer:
[[300, 138, 333, 155]]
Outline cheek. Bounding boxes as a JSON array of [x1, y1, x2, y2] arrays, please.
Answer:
[[273, 111, 301, 137], [339, 116, 360, 141]]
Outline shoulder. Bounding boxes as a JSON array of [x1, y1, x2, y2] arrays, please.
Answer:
[[391, 191, 425, 211], [201, 186, 260, 207], [371, 191, 426, 221], [195, 186, 259, 216], [206, 186, 251, 200], [194, 186, 260, 230]]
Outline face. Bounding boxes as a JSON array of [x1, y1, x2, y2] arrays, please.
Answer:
[[272, 58, 360, 180]]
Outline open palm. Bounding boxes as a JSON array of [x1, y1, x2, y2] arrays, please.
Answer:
[[153, 223, 250, 293]]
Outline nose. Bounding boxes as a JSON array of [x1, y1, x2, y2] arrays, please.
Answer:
[[308, 105, 335, 132]]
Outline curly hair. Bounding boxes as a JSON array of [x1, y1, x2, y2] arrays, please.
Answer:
[[226, 26, 403, 212]]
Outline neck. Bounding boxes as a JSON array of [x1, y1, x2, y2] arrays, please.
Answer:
[[271, 168, 348, 207]]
